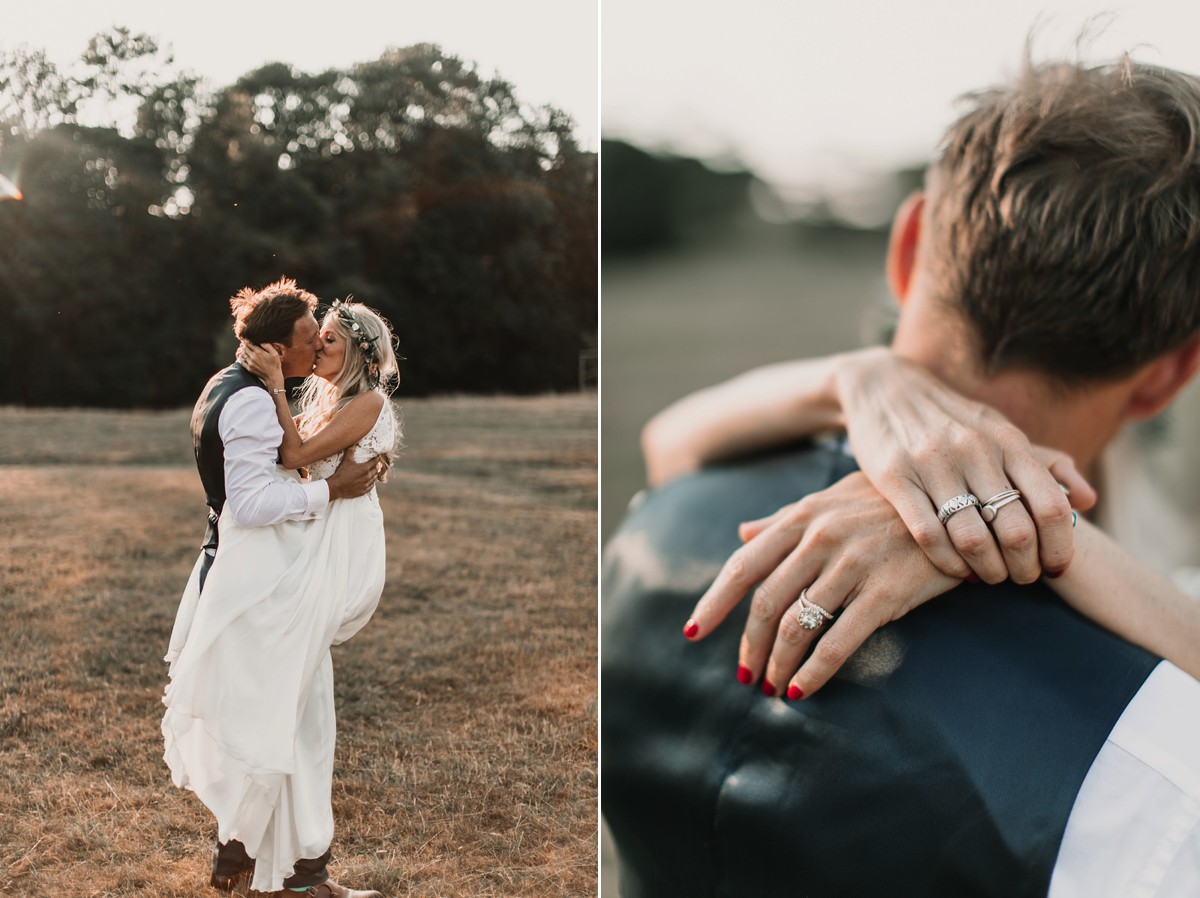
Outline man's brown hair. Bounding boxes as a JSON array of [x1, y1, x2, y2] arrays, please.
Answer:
[[229, 277, 319, 346], [924, 52, 1200, 385]]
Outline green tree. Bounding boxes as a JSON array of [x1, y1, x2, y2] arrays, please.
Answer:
[[0, 32, 596, 406]]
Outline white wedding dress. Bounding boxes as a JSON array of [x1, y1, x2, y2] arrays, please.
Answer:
[[162, 401, 397, 892]]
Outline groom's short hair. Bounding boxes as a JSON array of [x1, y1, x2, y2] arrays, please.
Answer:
[[229, 277, 319, 346], [924, 53, 1200, 386]]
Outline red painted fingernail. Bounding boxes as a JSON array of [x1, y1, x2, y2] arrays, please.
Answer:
[[762, 679, 776, 696], [787, 684, 804, 701], [737, 665, 753, 685], [683, 620, 699, 639], [964, 572, 981, 584], [1045, 568, 1064, 579]]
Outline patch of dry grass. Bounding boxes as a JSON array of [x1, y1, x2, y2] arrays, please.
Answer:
[[0, 394, 597, 897]]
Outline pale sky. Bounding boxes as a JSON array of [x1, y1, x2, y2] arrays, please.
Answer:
[[2, 0, 598, 149], [603, 1, 1200, 196]]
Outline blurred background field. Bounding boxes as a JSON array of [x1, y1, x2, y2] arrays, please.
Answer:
[[600, 149, 892, 541], [0, 393, 596, 898]]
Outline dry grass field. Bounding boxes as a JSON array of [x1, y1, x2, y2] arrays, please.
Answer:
[[600, 225, 890, 540], [0, 394, 597, 898]]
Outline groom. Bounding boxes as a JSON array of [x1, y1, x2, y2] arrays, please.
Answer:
[[603, 55, 1200, 896], [189, 277, 381, 897]]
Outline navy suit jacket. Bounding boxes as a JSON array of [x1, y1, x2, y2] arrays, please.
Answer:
[[601, 443, 1158, 897]]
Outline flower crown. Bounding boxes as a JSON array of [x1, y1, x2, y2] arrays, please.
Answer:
[[330, 298, 383, 387]]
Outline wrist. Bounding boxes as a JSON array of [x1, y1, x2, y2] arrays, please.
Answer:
[[832, 347, 892, 419], [827, 350, 870, 429]]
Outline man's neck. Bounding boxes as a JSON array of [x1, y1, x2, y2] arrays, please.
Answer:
[[891, 297, 1130, 472]]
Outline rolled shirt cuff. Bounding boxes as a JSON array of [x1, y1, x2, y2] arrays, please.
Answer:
[[300, 479, 330, 519]]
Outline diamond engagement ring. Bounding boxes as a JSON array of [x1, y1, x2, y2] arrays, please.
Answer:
[[979, 489, 1023, 523], [937, 493, 980, 525], [797, 588, 835, 630]]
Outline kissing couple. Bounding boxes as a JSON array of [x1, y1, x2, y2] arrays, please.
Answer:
[[163, 278, 400, 897]]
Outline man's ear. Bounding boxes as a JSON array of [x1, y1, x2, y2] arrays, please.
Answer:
[[1127, 335, 1200, 420], [886, 192, 925, 304]]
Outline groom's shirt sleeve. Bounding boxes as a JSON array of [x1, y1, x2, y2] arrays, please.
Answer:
[[219, 388, 330, 527]]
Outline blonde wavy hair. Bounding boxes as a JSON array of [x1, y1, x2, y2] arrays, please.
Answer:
[[295, 300, 402, 473]]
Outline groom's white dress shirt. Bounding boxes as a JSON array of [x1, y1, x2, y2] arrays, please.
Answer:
[[1050, 661, 1200, 897], [217, 387, 328, 530], [1044, 430, 1200, 896]]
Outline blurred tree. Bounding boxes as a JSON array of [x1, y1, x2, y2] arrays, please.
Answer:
[[600, 139, 754, 255], [0, 33, 596, 407]]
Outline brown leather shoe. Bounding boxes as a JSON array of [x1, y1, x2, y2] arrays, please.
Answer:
[[303, 880, 384, 898], [210, 868, 252, 893]]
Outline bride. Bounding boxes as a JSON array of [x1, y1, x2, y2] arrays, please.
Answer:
[[162, 299, 400, 895]]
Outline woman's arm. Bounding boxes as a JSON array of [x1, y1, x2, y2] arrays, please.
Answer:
[[641, 355, 846, 489], [1054, 518, 1200, 680], [644, 347, 1086, 580], [239, 343, 384, 469]]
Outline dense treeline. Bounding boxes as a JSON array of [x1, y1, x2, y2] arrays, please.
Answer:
[[601, 139, 754, 254], [0, 29, 596, 406], [601, 138, 927, 257]]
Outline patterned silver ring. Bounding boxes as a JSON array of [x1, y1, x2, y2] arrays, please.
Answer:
[[937, 493, 980, 525], [979, 489, 1022, 523], [797, 588, 835, 630]]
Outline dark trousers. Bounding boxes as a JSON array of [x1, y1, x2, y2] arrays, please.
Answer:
[[214, 839, 331, 889]]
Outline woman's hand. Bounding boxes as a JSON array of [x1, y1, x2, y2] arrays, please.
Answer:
[[684, 472, 961, 699], [237, 342, 285, 392], [833, 349, 1095, 582]]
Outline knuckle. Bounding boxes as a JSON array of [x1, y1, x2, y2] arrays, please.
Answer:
[[750, 586, 780, 623], [723, 549, 750, 587], [806, 523, 835, 549], [777, 614, 810, 646], [1011, 566, 1040, 585], [909, 520, 943, 552], [813, 635, 851, 668], [935, 555, 972, 579], [1044, 543, 1074, 571], [878, 452, 910, 482], [805, 522, 835, 552], [783, 501, 809, 527], [1001, 521, 1038, 554], [980, 562, 1008, 585], [1039, 499, 1073, 529], [953, 527, 993, 558]]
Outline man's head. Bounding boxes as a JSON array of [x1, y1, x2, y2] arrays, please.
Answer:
[[230, 277, 322, 378], [889, 53, 1200, 465]]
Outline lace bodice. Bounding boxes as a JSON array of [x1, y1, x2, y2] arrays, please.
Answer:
[[307, 400, 398, 481]]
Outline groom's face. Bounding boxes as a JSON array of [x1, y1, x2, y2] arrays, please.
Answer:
[[277, 313, 323, 378]]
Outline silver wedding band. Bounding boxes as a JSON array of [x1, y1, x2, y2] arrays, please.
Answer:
[[937, 493, 979, 525], [797, 588, 835, 630], [979, 489, 1022, 523]]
